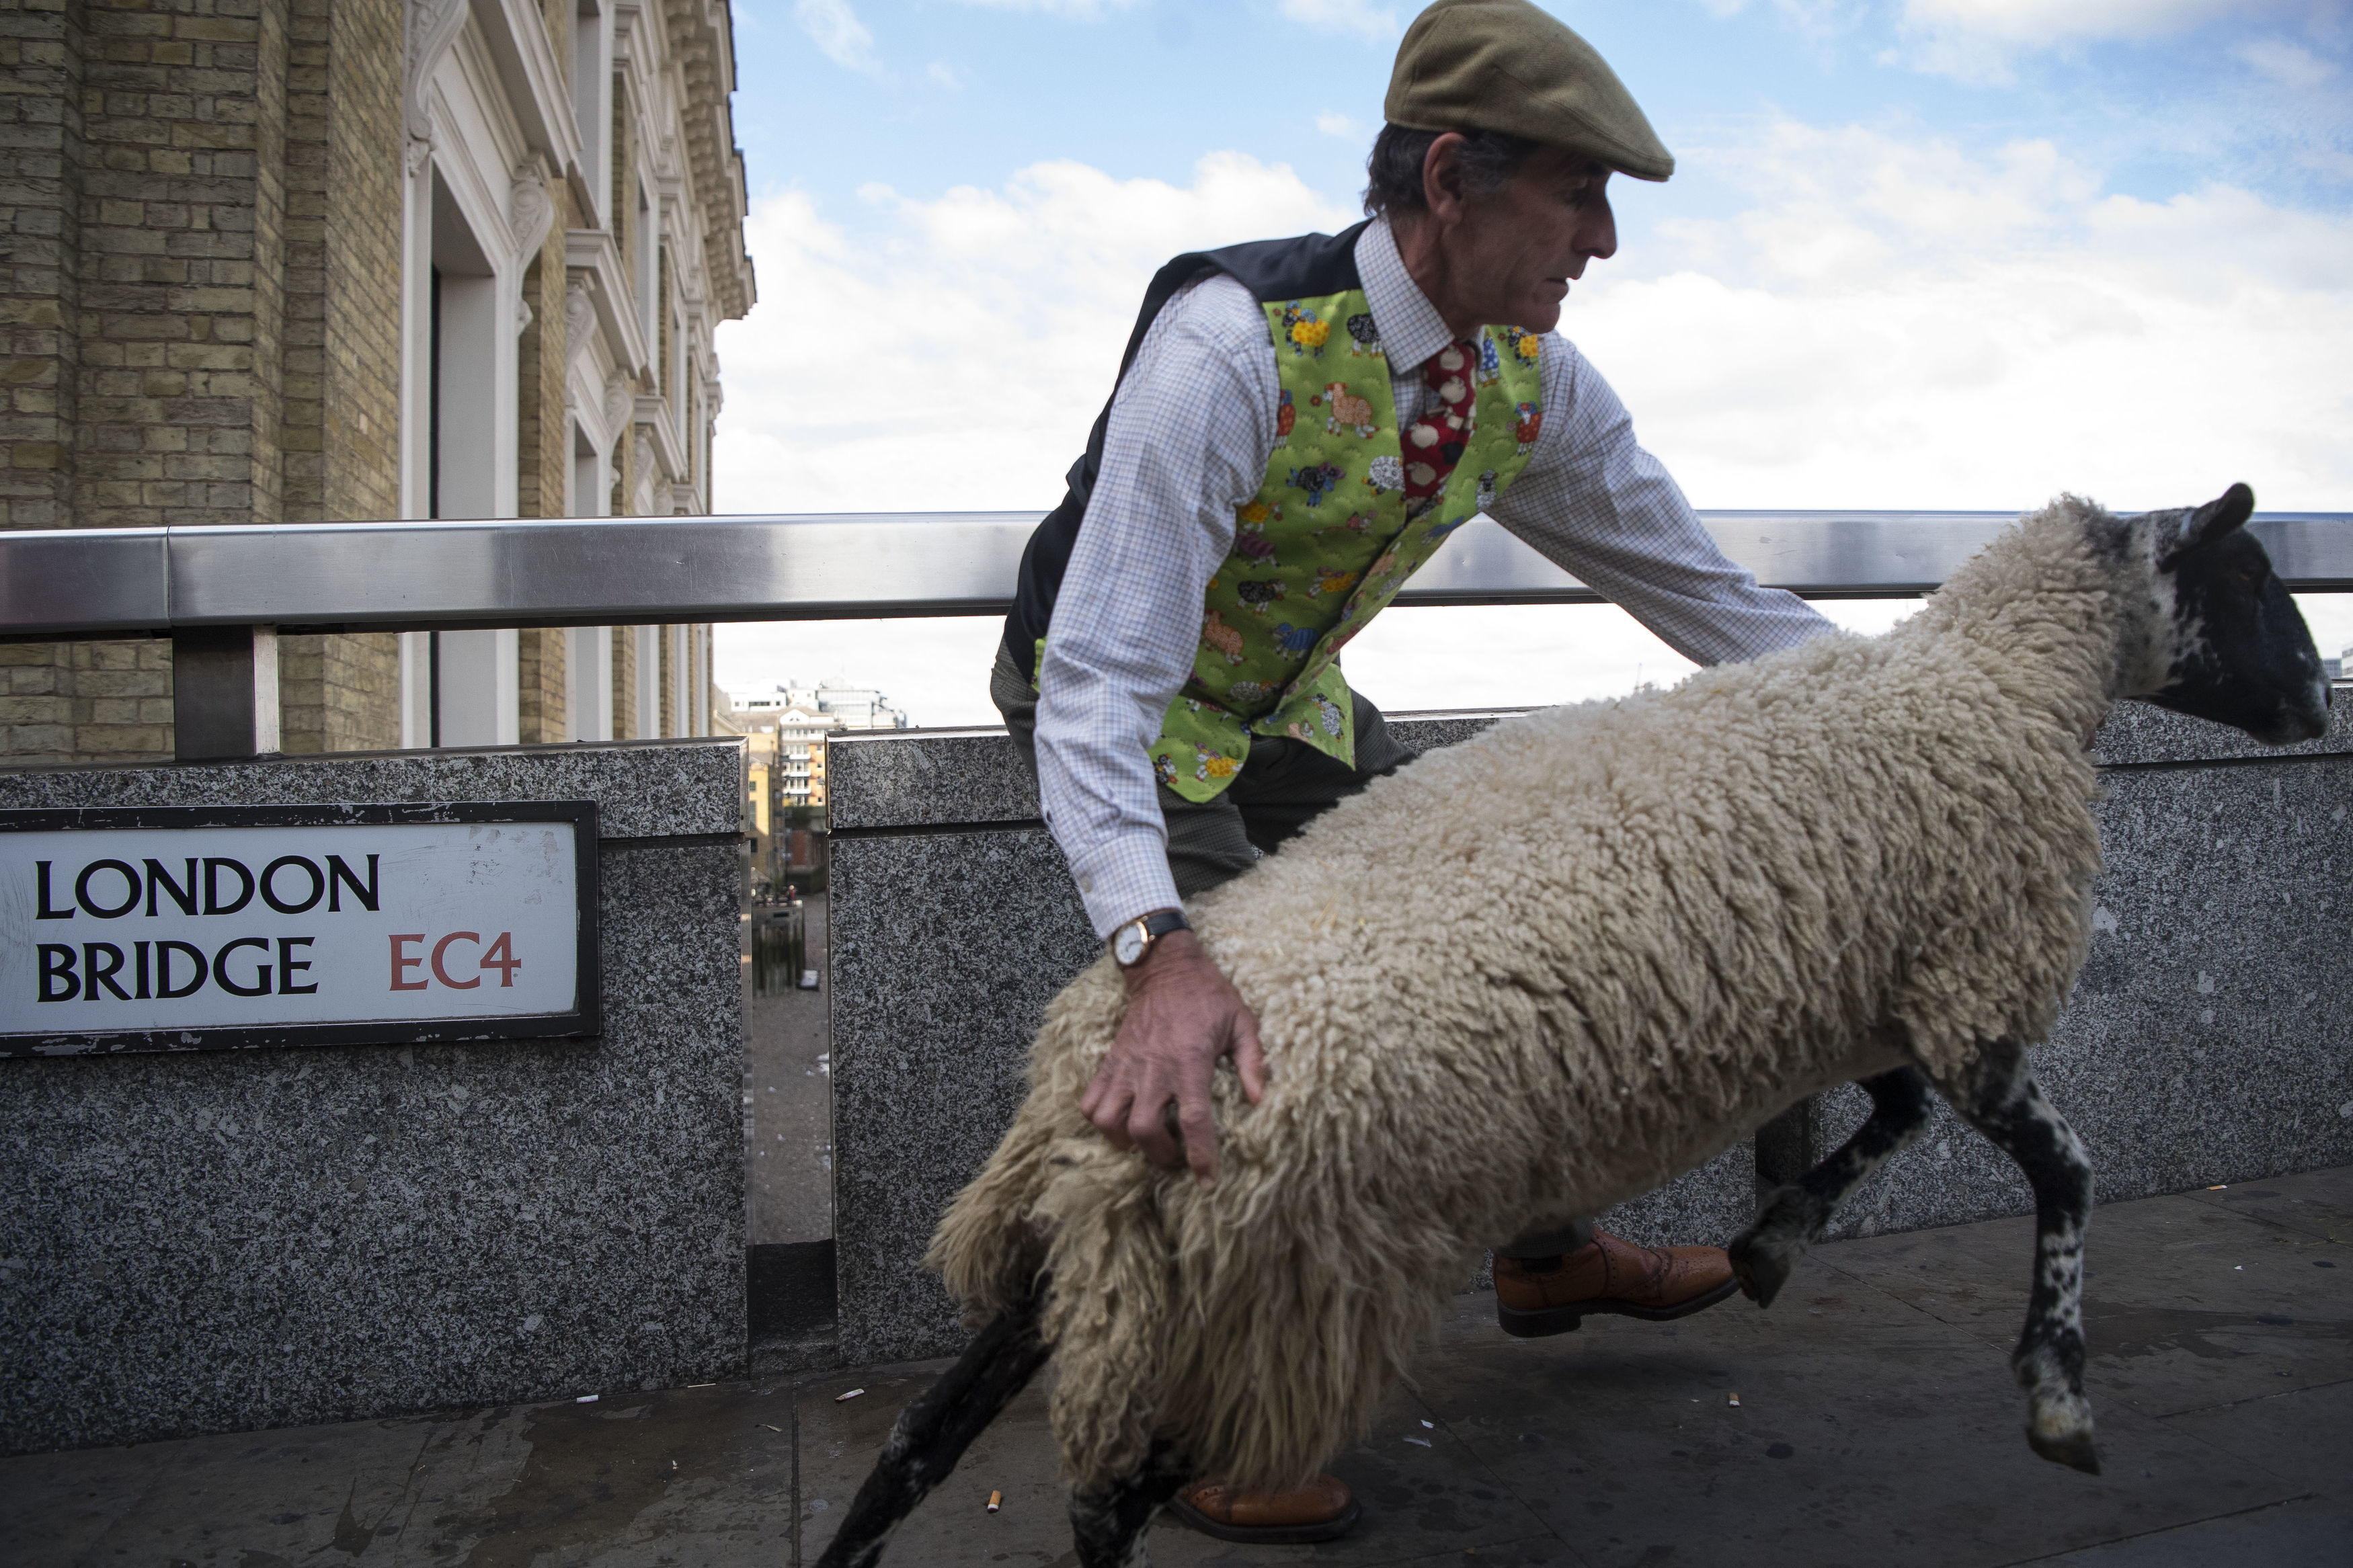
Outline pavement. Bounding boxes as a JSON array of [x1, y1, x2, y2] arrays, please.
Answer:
[[2, 1168, 2345, 1568], [745, 893, 834, 1249]]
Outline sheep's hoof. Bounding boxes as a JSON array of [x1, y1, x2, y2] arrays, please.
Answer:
[[2026, 1422, 2102, 1475], [1726, 1234, 1790, 1308]]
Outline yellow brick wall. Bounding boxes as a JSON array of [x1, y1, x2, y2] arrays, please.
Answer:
[[514, 197, 572, 743], [2, 0, 305, 763], [0, 0, 410, 764], [278, 0, 400, 754]]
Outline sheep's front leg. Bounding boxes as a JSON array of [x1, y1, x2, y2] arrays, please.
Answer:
[[1728, 1064, 1936, 1307], [1068, 1440, 1188, 1568], [1938, 1040, 2100, 1475]]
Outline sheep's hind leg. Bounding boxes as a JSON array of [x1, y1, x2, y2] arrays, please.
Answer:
[[1938, 1040, 2100, 1475], [813, 1288, 1053, 1568], [1728, 1064, 1936, 1308], [1069, 1440, 1189, 1568]]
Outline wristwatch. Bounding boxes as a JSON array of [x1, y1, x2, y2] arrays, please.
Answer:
[[1111, 909, 1189, 969]]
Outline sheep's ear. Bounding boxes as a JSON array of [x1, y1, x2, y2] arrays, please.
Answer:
[[2162, 483, 2255, 565]]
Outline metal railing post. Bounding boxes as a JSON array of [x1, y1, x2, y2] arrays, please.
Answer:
[[172, 624, 279, 761]]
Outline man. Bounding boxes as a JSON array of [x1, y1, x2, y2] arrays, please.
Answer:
[[992, 0, 1833, 1544]]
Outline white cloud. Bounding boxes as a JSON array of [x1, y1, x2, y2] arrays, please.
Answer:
[[795, 0, 879, 73], [1315, 110, 1363, 139], [1278, 0, 1403, 38], [927, 59, 963, 89], [2236, 36, 2341, 87], [711, 124, 2352, 722], [1897, 0, 2313, 79], [713, 153, 1355, 520], [1562, 118, 2353, 513]]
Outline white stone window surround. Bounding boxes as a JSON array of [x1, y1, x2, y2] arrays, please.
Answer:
[[571, 0, 614, 224], [563, 229, 654, 388], [395, 1, 580, 751], [562, 417, 616, 744], [633, 626, 661, 739]]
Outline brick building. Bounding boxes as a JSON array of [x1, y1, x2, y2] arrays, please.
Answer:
[[0, 0, 753, 761]]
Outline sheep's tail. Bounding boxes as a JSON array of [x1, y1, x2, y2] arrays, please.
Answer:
[[930, 970, 1127, 1325], [813, 1288, 1052, 1568], [927, 1114, 1069, 1327]]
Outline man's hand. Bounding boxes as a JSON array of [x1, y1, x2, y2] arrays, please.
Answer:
[[1080, 925, 1267, 1189]]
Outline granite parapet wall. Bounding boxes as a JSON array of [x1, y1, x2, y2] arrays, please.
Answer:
[[830, 701, 2353, 1366], [0, 738, 748, 1454]]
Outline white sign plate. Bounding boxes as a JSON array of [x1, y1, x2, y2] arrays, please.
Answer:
[[0, 803, 599, 1055]]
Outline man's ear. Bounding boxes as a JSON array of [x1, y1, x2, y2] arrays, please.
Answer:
[[2161, 482, 2255, 565], [1420, 132, 1468, 226]]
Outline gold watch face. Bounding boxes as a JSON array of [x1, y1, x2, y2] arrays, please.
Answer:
[[1113, 921, 1149, 966]]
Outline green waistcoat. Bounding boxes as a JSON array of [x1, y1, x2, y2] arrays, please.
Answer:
[[1148, 297, 1545, 801]]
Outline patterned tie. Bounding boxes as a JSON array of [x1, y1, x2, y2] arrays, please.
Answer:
[[1402, 339, 1478, 518]]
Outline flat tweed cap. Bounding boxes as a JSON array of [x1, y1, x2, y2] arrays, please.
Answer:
[[1386, 0, 1675, 182]]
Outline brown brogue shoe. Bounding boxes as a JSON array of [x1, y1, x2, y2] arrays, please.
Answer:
[[1494, 1228, 1741, 1338], [1167, 1473, 1360, 1544]]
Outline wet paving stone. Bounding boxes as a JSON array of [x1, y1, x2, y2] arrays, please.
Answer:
[[1, 1175, 2344, 1567]]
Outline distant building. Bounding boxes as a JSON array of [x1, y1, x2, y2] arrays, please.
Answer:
[[727, 679, 908, 825]]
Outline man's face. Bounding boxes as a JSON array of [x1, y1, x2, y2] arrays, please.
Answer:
[[1443, 148, 1618, 334]]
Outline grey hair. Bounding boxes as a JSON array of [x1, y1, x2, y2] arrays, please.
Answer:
[[1362, 123, 1544, 218]]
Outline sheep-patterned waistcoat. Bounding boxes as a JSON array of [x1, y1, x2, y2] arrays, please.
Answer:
[[1001, 221, 1541, 802], [1151, 306, 1541, 800]]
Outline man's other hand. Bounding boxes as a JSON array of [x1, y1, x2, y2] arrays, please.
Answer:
[[1079, 926, 1267, 1189]]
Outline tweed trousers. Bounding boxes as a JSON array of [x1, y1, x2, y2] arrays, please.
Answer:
[[990, 639, 1591, 1260]]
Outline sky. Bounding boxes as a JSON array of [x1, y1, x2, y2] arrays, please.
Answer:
[[709, 0, 2353, 726]]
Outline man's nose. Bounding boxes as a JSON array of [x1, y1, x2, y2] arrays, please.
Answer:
[[1580, 196, 1618, 261]]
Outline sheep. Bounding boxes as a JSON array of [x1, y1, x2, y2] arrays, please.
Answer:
[[1317, 380, 1378, 438], [1197, 610, 1244, 665], [814, 486, 2327, 1568]]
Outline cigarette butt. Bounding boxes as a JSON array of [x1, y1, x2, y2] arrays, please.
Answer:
[[575, 1394, 598, 1403], [762, 1423, 783, 1432], [2209, 1184, 2229, 1191], [836, 1388, 865, 1402], [986, 1489, 1002, 1513], [1728, 1392, 1741, 1407], [688, 1383, 715, 1389]]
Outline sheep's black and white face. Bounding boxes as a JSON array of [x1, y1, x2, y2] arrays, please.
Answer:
[[2141, 484, 2329, 745]]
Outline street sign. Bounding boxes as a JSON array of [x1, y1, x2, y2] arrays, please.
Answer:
[[0, 802, 598, 1055]]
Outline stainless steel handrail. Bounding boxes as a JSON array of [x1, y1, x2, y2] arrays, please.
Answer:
[[6, 509, 2349, 641]]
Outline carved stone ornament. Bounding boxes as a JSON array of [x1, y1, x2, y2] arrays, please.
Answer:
[[510, 161, 555, 259], [403, 0, 469, 150], [515, 296, 534, 337], [604, 374, 633, 435], [565, 276, 598, 363]]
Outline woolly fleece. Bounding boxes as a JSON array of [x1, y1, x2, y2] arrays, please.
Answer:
[[930, 497, 2141, 1493]]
